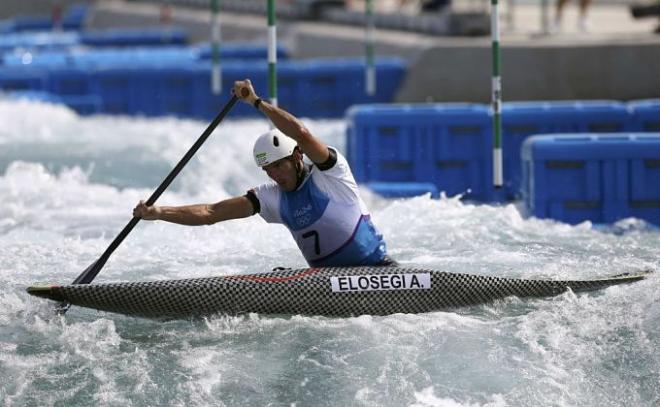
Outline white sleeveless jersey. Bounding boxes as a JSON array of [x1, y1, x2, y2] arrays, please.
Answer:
[[253, 149, 387, 267]]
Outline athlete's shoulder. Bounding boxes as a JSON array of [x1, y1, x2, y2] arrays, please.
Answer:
[[314, 147, 352, 177], [252, 182, 282, 220], [253, 181, 280, 197]]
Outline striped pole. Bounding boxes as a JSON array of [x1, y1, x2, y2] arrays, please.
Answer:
[[268, 0, 278, 107], [491, 0, 503, 188], [365, 0, 376, 96], [211, 0, 222, 95]]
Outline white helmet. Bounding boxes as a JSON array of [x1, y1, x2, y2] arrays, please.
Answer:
[[253, 129, 298, 167]]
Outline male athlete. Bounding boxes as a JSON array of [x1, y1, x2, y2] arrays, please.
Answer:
[[133, 79, 395, 267]]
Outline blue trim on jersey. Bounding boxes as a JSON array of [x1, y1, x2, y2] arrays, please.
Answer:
[[279, 177, 330, 231], [309, 215, 387, 267]]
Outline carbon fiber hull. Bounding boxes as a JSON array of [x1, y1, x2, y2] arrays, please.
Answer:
[[27, 267, 650, 319]]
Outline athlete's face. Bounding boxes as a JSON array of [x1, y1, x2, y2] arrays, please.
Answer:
[[263, 155, 299, 192]]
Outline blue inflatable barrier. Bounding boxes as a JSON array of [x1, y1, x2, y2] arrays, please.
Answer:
[[5, 90, 62, 103], [89, 65, 200, 116], [347, 104, 405, 183], [365, 182, 439, 199], [3, 43, 292, 69], [136, 66, 198, 117], [91, 64, 256, 118], [196, 43, 289, 60], [522, 133, 660, 225], [80, 27, 188, 47], [293, 58, 404, 118], [629, 99, 660, 132], [502, 101, 631, 200], [0, 16, 53, 33], [190, 62, 271, 119], [0, 67, 48, 91], [346, 101, 646, 203], [0, 21, 12, 35], [77, 47, 197, 68], [3, 47, 200, 68], [189, 62, 308, 119], [190, 58, 406, 120], [0, 31, 80, 53], [47, 67, 91, 95], [0, 5, 87, 33], [59, 94, 103, 115], [61, 4, 89, 30], [347, 103, 498, 202], [89, 67, 134, 114], [2, 50, 71, 67], [1, 57, 405, 118]]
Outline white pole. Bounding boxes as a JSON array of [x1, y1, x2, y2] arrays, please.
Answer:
[[365, 0, 376, 96], [491, 0, 503, 187], [268, 0, 278, 107], [211, 0, 222, 95]]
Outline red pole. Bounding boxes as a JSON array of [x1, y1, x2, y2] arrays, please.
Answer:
[[52, 0, 63, 31]]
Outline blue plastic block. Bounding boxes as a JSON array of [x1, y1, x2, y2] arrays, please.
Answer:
[[94, 66, 197, 117], [89, 68, 133, 114], [1, 57, 403, 119], [80, 27, 188, 47], [0, 9, 85, 33], [6, 90, 62, 103], [0, 31, 80, 53], [346, 103, 495, 202], [62, 4, 89, 30], [502, 100, 630, 200], [196, 43, 289, 60], [62, 47, 198, 69], [346, 104, 425, 184], [0, 67, 48, 91], [2, 50, 71, 67], [295, 60, 353, 117], [424, 105, 494, 201], [47, 68, 91, 95], [365, 182, 439, 199], [0, 22, 13, 35], [628, 99, 660, 132], [522, 133, 660, 225], [7, 16, 53, 32], [188, 61, 267, 120], [60, 94, 103, 115], [186, 58, 405, 120], [190, 61, 310, 120], [143, 66, 196, 116], [294, 58, 405, 118], [272, 64, 298, 115]]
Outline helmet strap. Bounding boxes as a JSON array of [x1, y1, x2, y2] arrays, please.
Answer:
[[292, 153, 307, 190]]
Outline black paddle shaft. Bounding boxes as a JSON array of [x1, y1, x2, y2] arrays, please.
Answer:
[[72, 95, 239, 286]]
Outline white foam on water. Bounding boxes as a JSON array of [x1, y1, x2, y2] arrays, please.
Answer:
[[411, 387, 506, 407], [0, 100, 658, 406]]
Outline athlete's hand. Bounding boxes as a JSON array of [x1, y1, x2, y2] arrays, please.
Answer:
[[133, 200, 161, 221], [233, 79, 258, 105]]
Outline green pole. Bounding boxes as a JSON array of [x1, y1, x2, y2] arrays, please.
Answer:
[[365, 0, 375, 96], [268, 0, 278, 107], [211, 0, 222, 95], [491, 0, 503, 187]]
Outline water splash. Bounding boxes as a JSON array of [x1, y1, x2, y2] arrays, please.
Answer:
[[0, 100, 658, 406]]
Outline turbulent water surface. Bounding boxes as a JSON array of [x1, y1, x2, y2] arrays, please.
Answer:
[[0, 99, 658, 406]]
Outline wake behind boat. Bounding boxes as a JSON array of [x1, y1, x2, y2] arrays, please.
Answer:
[[27, 267, 652, 319]]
